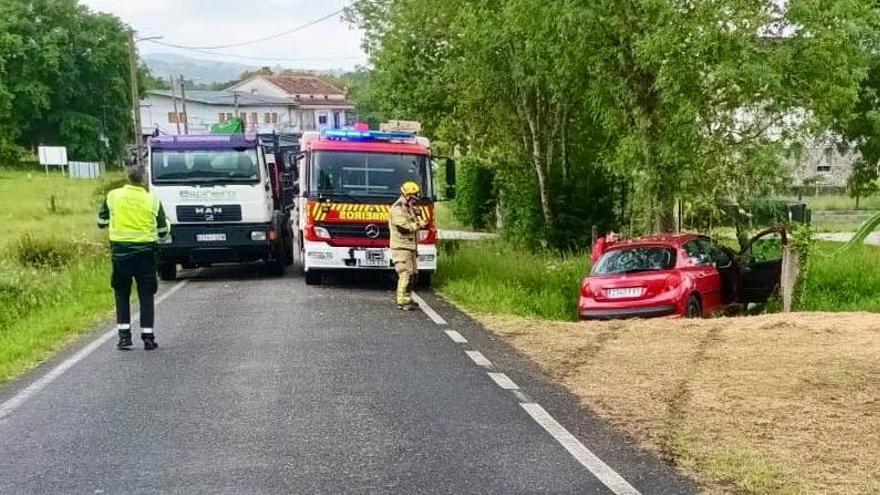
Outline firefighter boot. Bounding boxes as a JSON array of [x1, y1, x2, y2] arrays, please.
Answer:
[[142, 331, 159, 351], [117, 329, 133, 350]]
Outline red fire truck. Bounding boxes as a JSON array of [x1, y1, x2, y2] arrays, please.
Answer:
[[291, 127, 446, 286]]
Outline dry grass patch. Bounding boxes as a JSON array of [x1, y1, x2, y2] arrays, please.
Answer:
[[480, 313, 880, 494]]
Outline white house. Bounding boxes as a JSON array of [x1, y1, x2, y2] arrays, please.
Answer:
[[141, 75, 355, 136]]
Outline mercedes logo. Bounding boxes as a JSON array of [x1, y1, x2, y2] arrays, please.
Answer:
[[365, 224, 381, 239]]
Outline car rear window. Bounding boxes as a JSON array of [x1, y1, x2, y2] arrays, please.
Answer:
[[592, 246, 677, 275]]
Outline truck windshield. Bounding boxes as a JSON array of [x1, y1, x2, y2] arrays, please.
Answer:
[[151, 148, 260, 184], [311, 151, 428, 199]]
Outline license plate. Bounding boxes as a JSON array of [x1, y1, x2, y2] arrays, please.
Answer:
[[607, 287, 643, 299], [358, 249, 386, 267], [196, 233, 226, 242]]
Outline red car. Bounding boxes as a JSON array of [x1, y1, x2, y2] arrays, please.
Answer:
[[579, 231, 785, 320]]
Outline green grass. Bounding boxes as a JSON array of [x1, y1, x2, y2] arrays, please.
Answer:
[[435, 239, 880, 321], [436, 241, 589, 321], [787, 194, 880, 211], [0, 169, 120, 384]]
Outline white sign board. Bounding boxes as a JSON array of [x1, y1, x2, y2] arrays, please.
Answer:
[[380, 120, 422, 134], [38, 146, 68, 175]]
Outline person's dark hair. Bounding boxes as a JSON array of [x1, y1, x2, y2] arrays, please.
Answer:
[[127, 166, 147, 186]]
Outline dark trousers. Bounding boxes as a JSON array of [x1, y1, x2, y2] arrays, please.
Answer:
[[111, 252, 158, 329]]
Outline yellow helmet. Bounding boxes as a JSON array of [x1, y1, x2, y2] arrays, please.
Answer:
[[400, 181, 422, 197]]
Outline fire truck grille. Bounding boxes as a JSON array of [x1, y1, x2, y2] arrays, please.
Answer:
[[322, 223, 390, 240]]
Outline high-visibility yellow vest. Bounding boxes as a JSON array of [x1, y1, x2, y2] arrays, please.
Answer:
[[106, 185, 165, 243]]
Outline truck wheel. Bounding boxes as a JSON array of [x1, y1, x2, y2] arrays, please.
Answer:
[[269, 260, 286, 277], [158, 262, 177, 281], [305, 270, 322, 286], [416, 271, 433, 289]]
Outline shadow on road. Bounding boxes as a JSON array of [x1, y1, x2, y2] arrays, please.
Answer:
[[177, 263, 397, 290]]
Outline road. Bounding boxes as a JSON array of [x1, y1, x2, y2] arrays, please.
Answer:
[[0, 267, 695, 494]]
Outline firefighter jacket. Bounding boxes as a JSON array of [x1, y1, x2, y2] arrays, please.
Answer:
[[97, 184, 170, 259], [389, 197, 423, 251]]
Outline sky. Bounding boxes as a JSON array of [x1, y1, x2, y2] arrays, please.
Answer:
[[80, 0, 368, 71]]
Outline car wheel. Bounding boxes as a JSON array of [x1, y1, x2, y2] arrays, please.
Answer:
[[416, 271, 432, 289], [685, 295, 702, 319]]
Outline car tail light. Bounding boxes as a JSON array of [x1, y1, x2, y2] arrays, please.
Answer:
[[663, 273, 682, 292], [581, 280, 595, 298]]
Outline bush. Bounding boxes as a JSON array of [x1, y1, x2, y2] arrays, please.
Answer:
[[13, 234, 93, 269], [453, 156, 496, 230]]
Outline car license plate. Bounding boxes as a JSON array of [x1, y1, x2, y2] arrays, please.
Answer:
[[359, 249, 386, 267], [196, 233, 226, 242], [607, 287, 643, 299]]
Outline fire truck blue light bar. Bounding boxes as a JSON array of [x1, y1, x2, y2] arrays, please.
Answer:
[[322, 129, 416, 142]]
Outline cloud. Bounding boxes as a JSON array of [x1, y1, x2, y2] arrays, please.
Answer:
[[80, 0, 366, 70]]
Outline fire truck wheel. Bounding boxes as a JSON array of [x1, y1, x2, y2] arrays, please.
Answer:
[[305, 270, 322, 286], [416, 271, 432, 289]]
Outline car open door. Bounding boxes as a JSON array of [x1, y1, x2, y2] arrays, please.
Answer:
[[738, 228, 787, 304]]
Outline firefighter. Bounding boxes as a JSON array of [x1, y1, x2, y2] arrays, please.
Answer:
[[389, 181, 428, 310], [97, 166, 170, 350]]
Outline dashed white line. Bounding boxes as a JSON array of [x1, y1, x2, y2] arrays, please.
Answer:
[[444, 330, 468, 343], [487, 372, 519, 390], [466, 350, 493, 367], [0, 279, 190, 420], [411, 292, 447, 325], [521, 403, 641, 495]]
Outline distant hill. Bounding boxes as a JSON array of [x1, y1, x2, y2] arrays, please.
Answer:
[[142, 53, 353, 87], [142, 53, 257, 85]]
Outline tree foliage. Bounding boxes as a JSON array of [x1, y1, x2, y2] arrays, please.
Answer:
[[350, 0, 876, 249], [0, 0, 140, 163]]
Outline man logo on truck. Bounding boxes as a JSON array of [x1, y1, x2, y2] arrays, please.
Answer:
[[195, 206, 223, 222]]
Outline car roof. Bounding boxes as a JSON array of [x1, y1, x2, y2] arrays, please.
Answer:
[[609, 233, 706, 249]]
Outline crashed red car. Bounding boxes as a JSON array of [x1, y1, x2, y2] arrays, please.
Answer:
[[579, 231, 785, 320]]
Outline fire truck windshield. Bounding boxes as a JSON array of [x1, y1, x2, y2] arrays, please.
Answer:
[[311, 151, 428, 199]]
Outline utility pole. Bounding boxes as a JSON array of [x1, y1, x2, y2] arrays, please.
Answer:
[[178, 75, 189, 135], [169, 75, 181, 135], [127, 29, 143, 167]]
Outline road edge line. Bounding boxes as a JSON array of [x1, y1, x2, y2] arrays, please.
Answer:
[[412, 292, 447, 325], [521, 403, 642, 495], [0, 279, 189, 420]]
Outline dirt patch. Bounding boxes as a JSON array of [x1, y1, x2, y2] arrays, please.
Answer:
[[479, 313, 880, 494]]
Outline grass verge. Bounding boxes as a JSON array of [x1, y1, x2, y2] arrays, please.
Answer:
[[0, 169, 119, 384]]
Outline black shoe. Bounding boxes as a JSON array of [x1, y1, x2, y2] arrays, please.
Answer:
[[117, 331, 133, 350], [142, 335, 159, 351], [397, 302, 419, 311]]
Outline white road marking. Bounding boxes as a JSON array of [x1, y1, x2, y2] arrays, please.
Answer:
[[444, 330, 468, 343], [411, 292, 447, 325], [487, 372, 519, 390], [0, 279, 189, 420], [521, 403, 642, 495], [512, 390, 531, 403], [466, 350, 492, 367]]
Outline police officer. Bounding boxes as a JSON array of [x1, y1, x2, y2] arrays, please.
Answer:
[[389, 181, 428, 310], [97, 166, 170, 350]]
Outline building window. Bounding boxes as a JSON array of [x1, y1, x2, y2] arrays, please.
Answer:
[[264, 113, 271, 124], [168, 112, 185, 124], [241, 113, 247, 125], [817, 165, 832, 173], [318, 114, 328, 125], [250, 112, 258, 124], [226, 113, 233, 121], [271, 113, 278, 124], [218, 113, 226, 123]]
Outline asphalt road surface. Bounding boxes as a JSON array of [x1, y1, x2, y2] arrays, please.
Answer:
[[0, 266, 696, 494]]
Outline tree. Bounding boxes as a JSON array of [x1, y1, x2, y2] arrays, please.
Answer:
[[849, 159, 880, 209]]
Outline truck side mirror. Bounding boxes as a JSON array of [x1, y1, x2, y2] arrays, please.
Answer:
[[445, 158, 456, 200]]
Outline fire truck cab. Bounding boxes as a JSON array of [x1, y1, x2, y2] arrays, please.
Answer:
[[292, 127, 438, 286]]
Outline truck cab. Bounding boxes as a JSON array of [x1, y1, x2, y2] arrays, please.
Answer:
[[148, 134, 296, 280], [292, 128, 438, 286]]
